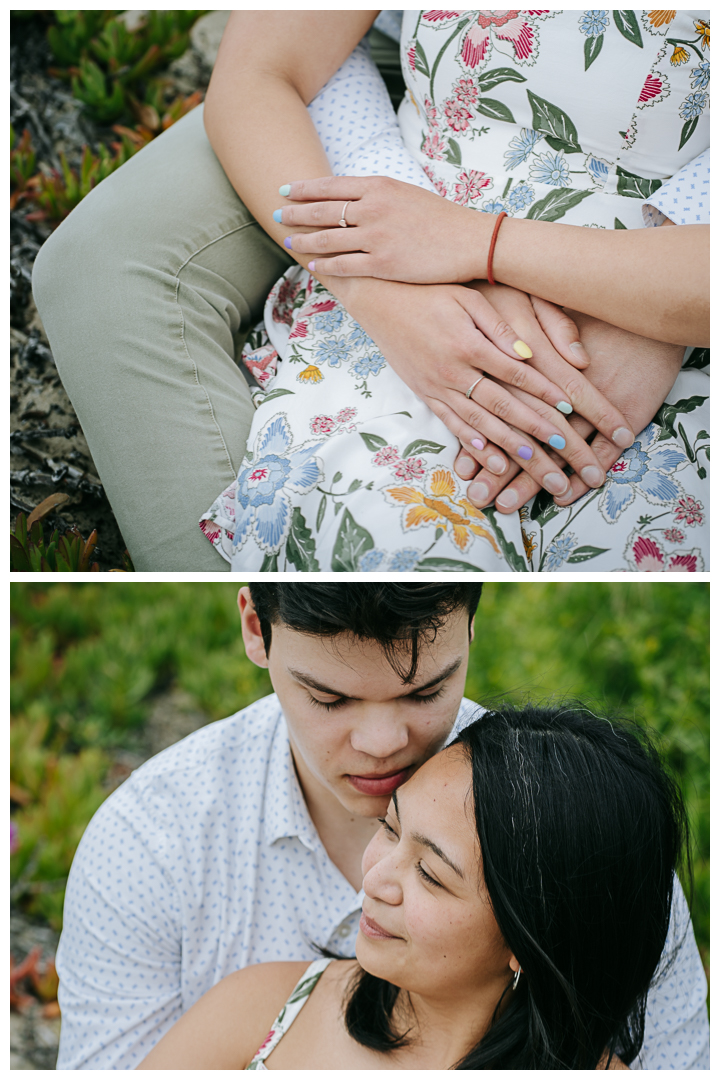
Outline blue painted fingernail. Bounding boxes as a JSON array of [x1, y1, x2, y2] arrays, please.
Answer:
[[283, 237, 292, 249], [518, 445, 533, 461], [308, 261, 316, 272], [278, 184, 291, 197], [556, 401, 573, 415], [548, 434, 566, 450], [272, 209, 283, 223]]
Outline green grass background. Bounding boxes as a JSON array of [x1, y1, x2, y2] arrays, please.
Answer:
[[10, 582, 709, 987]]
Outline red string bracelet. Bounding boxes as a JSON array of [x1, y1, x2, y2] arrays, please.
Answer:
[[486, 210, 507, 286]]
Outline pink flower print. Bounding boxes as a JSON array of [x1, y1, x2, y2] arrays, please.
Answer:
[[335, 407, 358, 424], [453, 77, 479, 107], [674, 496, 704, 527], [611, 459, 629, 474], [422, 164, 448, 197], [453, 169, 492, 206], [638, 74, 663, 102], [256, 1030, 276, 1055], [663, 528, 685, 543], [407, 43, 417, 71], [631, 536, 666, 571], [422, 11, 465, 26], [422, 130, 447, 160], [462, 11, 539, 69], [424, 96, 440, 129], [289, 321, 308, 340], [299, 298, 337, 319], [444, 97, 473, 132], [310, 414, 338, 436], [272, 279, 301, 325], [668, 553, 699, 572], [393, 457, 426, 482], [199, 519, 222, 545], [373, 445, 401, 467]]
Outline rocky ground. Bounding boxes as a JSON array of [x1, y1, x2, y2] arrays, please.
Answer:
[[10, 12, 227, 570], [10, 687, 214, 1069]]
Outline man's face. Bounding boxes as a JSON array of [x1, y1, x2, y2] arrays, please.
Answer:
[[240, 595, 472, 820]]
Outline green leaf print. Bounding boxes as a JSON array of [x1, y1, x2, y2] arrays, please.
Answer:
[[331, 509, 374, 571], [529, 489, 561, 527], [679, 115, 700, 151], [475, 97, 515, 124], [566, 545, 610, 563], [614, 217, 628, 229], [260, 552, 279, 572], [613, 10, 643, 48], [402, 439, 446, 457], [584, 33, 604, 70], [415, 557, 485, 572], [526, 188, 594, 222], [476, 67, 527, 92], [286, 507, 320, 572], [653, 395, 709, 441], [683, 348, 709, 370], [526, 90, 582, 152], [616, 167, 662, 200], [359, 432, 387, 452], [414, 39, 431, 78], [286, 968, 325, 1005], [316, 493, 327, 531], [482, 508, 528, 572], [445, 137, 462, 166], [348, 478, 363, 493], [260, 388, 295, 403]]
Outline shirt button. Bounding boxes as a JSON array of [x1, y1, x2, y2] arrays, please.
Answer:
[[337, 923, 352, 938]]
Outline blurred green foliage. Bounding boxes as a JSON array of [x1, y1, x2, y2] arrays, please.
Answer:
[[10, 582, 708, 981]]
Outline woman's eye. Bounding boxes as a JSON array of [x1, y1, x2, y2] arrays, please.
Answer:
[[417, 862, 442, 888], [378, 817, 398, 839]]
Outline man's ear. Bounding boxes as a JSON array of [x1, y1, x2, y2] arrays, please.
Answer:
[[238, 587, 269, 668], [469, 615, 475, 644]]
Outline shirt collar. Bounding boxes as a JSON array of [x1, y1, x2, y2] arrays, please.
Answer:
[[263, 708, 320, 852]]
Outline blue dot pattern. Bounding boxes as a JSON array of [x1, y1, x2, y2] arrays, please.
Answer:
[[643, 148, 710, 227], [55, 692, 708, 1069]]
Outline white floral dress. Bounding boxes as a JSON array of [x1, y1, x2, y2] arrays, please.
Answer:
[[246, 957, 332, 1069], [202, 10, 709, 573]]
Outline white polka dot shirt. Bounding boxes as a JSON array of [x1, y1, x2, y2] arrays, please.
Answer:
[[643, 148, 710, 227], [55, 693, 708, 1069]]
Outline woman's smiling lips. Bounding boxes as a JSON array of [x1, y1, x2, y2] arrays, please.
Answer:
[[346, 767, 412, 796], [360, 912, 400, 940]]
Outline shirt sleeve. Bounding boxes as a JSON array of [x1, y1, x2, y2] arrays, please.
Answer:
[[55, 780, 183, 1070], [632, 876, 710, 1069], [642, 148, 710, 227]]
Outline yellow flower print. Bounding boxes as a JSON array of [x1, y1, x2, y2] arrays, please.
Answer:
[[297, 365, 323, 384], [647, 10, 676, 29], [670, 45, 690, 65], [695, 19, 710, 50], [384, 466, 500, 554], [521, 526, 537, 562]]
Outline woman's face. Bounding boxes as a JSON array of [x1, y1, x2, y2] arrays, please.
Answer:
[[358, 746, 514, 1007]]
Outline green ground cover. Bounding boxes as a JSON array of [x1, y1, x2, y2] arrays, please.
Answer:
[[10, 582, 709, 983]]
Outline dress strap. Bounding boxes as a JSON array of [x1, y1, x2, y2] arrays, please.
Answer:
[[246, 957, 333, 1069]]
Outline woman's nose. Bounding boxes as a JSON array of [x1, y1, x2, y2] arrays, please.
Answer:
[[362, 844, 403, 906]]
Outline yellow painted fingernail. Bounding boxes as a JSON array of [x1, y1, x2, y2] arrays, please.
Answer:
[[513, 340, 533, 359]]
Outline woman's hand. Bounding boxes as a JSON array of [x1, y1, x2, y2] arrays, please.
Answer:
[[277, 175, 489, 283], [459, 308, 685, 513]]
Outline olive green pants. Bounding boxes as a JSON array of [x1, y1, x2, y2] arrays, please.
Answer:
[[32, 104, 294, 571]]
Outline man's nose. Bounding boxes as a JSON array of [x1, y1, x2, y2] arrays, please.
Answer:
[[350, 708, 410, 760]]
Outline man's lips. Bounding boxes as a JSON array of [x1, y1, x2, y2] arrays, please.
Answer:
[[360, 912, 400, 941], [346, 767, 412, 796]]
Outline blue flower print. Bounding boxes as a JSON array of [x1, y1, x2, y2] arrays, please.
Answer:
[[545, 532, 578, 570], [350, 353, 386, 380], [315, 309, 344, 333], [598, 425, 687, 524], [585, 155, 610, 187], [315, 337, 352, 368], [504, 128, 543, 170], [387, 547, 422, 571], [529, 151, 571, 187], [481, 199, 508, 214], [690, 61, 710, 91], [680, 91, 708, 120], [233, 415, 324, 553], [348, 322, 374, 351], [578, 10, 609, 37], [506, 182, 535, 211], [359, 548, 386, 572]]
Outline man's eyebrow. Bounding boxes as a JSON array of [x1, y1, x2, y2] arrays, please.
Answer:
[[287, 656, 464, 700], [392, 790, 464, 881]]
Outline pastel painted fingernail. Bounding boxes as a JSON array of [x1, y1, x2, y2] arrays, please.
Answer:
[[278, 184, 291, 197], [471, 438, 485, 451], [468, 481, 490, 504], [570, 341, 590, 363], [272, 208, 283, 223], [283, 236, 292, 249], [456, 455, 476, 479], [581, 465, 605, 487], [543, 472, 569, 495], [548, 434, 566, 450], [518, 445, 533, 461], [487, 454, 507, 474], [556, 401, 573, 415], [513, 340, 533, 359], [308, 260, 316, 272], [496, 489, 519, 509], [612, 427, 635, 448]]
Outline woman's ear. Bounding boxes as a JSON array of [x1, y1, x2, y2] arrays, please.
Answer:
[[238, 587, 269, 668], [508, 955, 521, 974]]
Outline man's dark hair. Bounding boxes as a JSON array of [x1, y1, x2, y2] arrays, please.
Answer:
[[343, 703, 690, 1069], [247, 584, 482, 683]]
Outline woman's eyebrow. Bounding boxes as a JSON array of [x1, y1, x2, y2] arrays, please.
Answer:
[[392, 790, 464, 880]]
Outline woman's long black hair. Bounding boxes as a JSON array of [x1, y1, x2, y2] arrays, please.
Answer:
[[343, 703, 691, 1069]]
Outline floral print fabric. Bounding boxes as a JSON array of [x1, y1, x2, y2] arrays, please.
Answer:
[[202, 10, 709, 572], [246, 957, 332, 1069]]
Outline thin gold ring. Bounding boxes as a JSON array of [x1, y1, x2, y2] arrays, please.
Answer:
[[339, 201, 350, 227], [465, 375, 485, 399]]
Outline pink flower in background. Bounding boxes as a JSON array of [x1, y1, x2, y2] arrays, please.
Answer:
[[422, 130, 447, 160], [424, 96, 440, 128], [444, 97, 473, 132], [310, 415, 337, 436], [453, 169, 492, 205], [335, 407, 358, 424], [453, 77, 480, 107], [373, 446, 401, 467], [393, 457, 426, 482], [663, 528, 685, 543]]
